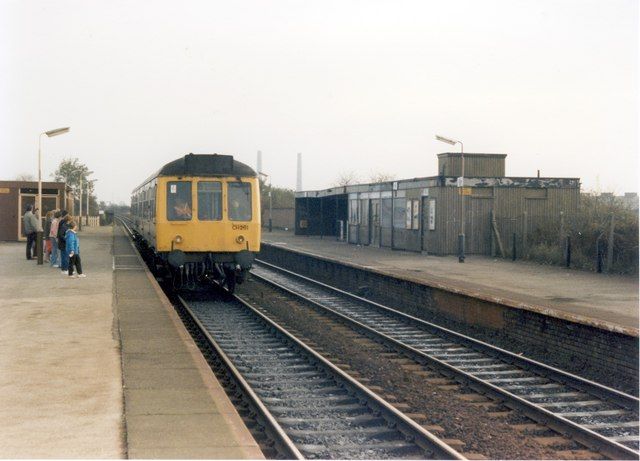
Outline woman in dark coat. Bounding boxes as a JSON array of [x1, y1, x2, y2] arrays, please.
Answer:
[[57, 211, 70, 272]]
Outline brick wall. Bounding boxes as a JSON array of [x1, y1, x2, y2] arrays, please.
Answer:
[[258, 243, 639, 393]]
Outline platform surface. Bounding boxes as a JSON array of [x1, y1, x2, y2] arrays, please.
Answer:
[[262, 229, 639, 334], [0, 225, 263, 459]]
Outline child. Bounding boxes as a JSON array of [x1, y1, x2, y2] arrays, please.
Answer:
[[65, 221, 86, 278]]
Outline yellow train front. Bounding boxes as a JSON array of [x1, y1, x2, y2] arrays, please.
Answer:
[[131, 153, 261, 291]]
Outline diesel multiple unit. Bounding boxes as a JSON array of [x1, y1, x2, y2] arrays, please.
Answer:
[[130, 153, 261, 291]]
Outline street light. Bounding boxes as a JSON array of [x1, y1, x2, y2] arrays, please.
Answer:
[[258, 172, 273, 233], [435, 134, 465, 263], [37, 126, 70, 265]]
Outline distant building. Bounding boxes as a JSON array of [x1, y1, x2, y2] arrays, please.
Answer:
[[294, 153, 581, 256], [0, 181, 72, 241]]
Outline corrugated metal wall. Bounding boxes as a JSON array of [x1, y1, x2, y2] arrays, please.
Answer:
[[426, 186, 580, 256], [438, 153, 506, 177]]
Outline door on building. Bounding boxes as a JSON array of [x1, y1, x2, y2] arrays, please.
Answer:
[[369, 199, 380, 246], [420, 197, 428, 252], [18, 193, 59, 240]]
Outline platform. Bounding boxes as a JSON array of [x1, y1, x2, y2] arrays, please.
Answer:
[[0, 225, 263, 459], [262, 229, 639, 334]]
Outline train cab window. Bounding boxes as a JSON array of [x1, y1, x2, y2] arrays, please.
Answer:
[[197, 181, 222, 221], [167, 181, 192, 221], [228, 182, 252, 221]]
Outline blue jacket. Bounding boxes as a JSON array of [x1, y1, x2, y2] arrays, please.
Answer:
[[65, 229, 80, 256]]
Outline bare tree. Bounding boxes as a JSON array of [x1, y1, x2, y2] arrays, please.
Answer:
[[332, 171, 360, 187], [15, 173, 35, 181], [369, 171, 396, 183]]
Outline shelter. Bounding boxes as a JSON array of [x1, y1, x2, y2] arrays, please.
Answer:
[[295, 153, 580, 256], [0, 181, 72, 241]]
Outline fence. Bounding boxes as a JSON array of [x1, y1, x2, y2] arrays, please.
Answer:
[[80, 215, 101, 227], [492, 197, 638, 274]]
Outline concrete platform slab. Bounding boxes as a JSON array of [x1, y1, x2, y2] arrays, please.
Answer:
[[0, 226, 123, 458], [112, 225, 263, 459], [0, 225, 262, 459], [263, 230, 639, 333]]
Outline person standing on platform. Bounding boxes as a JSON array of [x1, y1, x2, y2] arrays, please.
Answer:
[[22, 204, 40, 260], [57, 211, 70, 273], [65, 221, 85, 278], [43, 210, 53, 263], [49, 210, 61, 268]]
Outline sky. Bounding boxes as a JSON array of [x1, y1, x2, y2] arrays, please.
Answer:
[[1, 0, 637, 204]]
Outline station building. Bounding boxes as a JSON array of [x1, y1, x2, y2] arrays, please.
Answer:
[[0, 180, 72, 241], [294, 153, 580, 256]]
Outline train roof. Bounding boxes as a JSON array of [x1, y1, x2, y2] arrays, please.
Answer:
[[134, 153, 257, 192], [158, 153, 256, 178]]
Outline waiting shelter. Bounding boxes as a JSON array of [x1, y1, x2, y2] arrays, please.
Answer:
[[294, 153, 580, 256]]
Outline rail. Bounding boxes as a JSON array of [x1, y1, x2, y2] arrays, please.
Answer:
[[251, 259, 640, 460]]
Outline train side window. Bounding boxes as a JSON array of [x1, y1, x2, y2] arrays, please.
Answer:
[[228, 182, 252, 221], [167, 181, 192, 221], [197, 181, 222, 221]]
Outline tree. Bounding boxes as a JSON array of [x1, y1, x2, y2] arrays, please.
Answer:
[[15, 173, 35, 181], [369, 171, 396, 183], [259, 180, 295, 216], [52, 157, 92, 189], [52, 158, 99, 215], [332, 171, 360, 187]]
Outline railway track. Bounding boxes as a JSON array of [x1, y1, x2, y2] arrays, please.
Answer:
[[176, 292, 464, 460], [250, 260, 640, 460], [116, 217, 463, 459]]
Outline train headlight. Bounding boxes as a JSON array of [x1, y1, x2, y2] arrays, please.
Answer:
[[235, 235, 245, 244], [174, 235, 183, 244]]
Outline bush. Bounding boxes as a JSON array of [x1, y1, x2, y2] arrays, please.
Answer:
[[524, 195, 638, 274]]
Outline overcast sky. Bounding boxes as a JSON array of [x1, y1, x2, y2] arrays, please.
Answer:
[[1, 0, 637, 204]]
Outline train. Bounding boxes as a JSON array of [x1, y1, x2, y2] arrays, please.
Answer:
[[130, 153, 261, 291]]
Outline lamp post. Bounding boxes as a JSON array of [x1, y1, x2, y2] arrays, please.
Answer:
[[37, 126, 70, 265], [258, 172, 273, 232], [435, 134, 465, 263]]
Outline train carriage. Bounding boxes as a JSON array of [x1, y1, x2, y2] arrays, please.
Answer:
[[131, 153, 260, 291]]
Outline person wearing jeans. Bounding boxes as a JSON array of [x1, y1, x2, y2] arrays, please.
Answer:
[[49, 210, 60, 267], [65, 221, 85, 278]]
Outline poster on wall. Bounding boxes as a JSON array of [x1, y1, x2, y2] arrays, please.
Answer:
[[428, 199, 436, 230]]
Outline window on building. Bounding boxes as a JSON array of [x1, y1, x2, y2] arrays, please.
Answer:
[[349, 199, 359, 224], [360, 200, 369, 226], [381, 199, 392, 228], [198, 181, 222, 221], [228, 182, 252, 221], [167, 181, 192, 221], [393, 198, 406, 228]]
